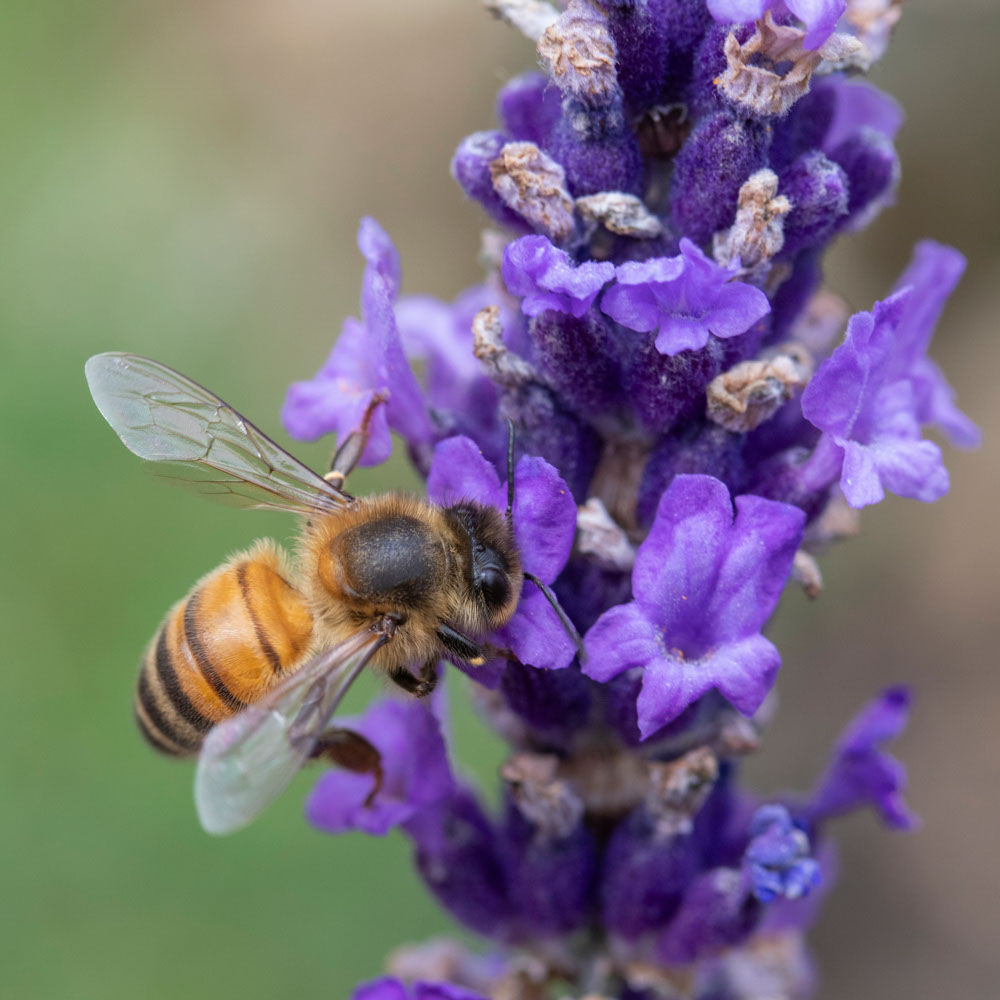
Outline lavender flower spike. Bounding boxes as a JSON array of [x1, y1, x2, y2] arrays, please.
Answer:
[[583, 475, 804, 738], [279, 2, 972, 993], [601, 238, 771, 356]]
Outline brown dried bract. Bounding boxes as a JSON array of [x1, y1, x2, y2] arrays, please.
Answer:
[[502, 752, 584, 837], [717, 13, 866, 117], [706, 344, 813, 432], [473, 306, 538, 387], [576, 497, 638, 572], [792, 549, 823, 600], [713, 168, 791, 272], [489, 140, 575, 242], [576, 192, 664, 239], [645, 746, 719, 834], [537, 0, 618, 106]]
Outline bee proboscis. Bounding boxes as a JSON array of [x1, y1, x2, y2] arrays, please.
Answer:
[[85, 352, 573, 834]]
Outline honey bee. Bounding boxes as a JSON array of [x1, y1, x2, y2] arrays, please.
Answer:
[[85, 353, 573, 834]]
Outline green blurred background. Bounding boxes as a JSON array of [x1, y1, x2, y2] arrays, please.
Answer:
[[2, 2, 998, 997]]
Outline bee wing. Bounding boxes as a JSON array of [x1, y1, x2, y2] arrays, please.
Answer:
[[85, 352, 351, 516], [194, 628, 389, 835]]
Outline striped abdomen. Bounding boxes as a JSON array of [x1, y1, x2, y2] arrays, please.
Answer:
[[134, 544, 314, 756]]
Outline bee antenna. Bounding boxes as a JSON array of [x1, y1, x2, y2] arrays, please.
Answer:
[[523, 572, 586, 663], [505, 418, 516, 522]]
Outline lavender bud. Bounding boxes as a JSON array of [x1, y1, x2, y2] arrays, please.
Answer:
[[537, 0, 620, 108], [496, 71, 562, 146], [769, 84, 838, 172], [829, 126, 901, 231], [499, 383, 601, 500], [451, 131, 528, 230], [778, 151, 849, 255], [601, 750, 719, 938], [489, 141, 576, 242], [406, 789, 512, 936], [669, 112, 770, 246], [500, 754, 597, 934], [604, 0, 671, 113], [527, 308, 623, 415], [549, 97, 644, 196], [500, 659, 593, 740]]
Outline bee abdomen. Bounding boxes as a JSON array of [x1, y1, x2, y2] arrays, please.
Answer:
[[134, 543, 314, 756]]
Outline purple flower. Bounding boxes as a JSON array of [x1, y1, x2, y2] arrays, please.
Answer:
[[282, 218, 433, 462], [600, 239, 771, 356], [808, 686, 918, 830], [307, 695, 454, 836], [501, 236, 615, 319], [744, 805, 821, 903], [801, 291, 951, 508], [427, 436, 578, 681], [888, 240, 981, 448], [352, 978, 487, 1000], [706, 0, 846, 50], [583, 475, 804, 738]]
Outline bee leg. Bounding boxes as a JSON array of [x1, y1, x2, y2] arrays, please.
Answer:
[[436, 622, 487, 666], [314, 727, 384, 806], [390, 659, 439, 699], [324, 391, 388, 491]]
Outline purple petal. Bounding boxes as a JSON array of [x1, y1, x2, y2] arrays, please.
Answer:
[[707, 494, 805, 643], [496, 585, 577, 671], [633, 475, 735, 638], [601, 281, 662, 334], [583, 602, 662, 684], [839, 440, 885, 508], [889, 240, 967, 377], [502, 236, 615, 318], [636, 654, 718, 739], [705, 635, 782, 718], [786, 0, 846, 49], [426, 436, 503, 508], [909, 357, 981, 448], [809, 687, 919, 829], [511, 455, 576, 582], [821, 78, 904, 152], [706, 0, 769, 22], [353, 978, 408, 1000]]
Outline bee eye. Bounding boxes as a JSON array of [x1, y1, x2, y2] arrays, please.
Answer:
[[477, 566, 509, 610]]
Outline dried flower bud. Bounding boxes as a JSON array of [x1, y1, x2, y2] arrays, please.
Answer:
[[792, 549, 824, 599], [713, 169, 791, 272], [576, 498, 636, 572], [490, 141, 576, 242], [484, 0, 560, 42], [717, 14, 867, 118], [645, 747, 719, 834], [844, 0, 904, 63], [537, 0, 619, 107], [502, 753, 584, 837], [706, 345, 813, 432], [473, 306, 538, 387], [576, 191, 663, 239]]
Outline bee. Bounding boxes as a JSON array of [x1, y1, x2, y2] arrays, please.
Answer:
[[85, 353, 574, 834]]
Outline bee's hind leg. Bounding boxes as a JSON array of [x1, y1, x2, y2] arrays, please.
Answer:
[[314, 728, 384, 806], [390, 659, 439, 699]]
